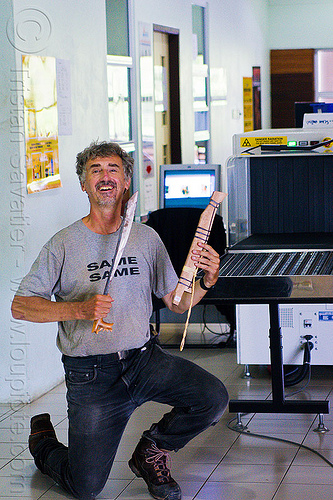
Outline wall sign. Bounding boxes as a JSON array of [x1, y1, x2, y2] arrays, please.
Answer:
[[22, 55, 61, 193]]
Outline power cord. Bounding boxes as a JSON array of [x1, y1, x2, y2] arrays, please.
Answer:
[[284, 336, 314, 387], [201, 304, 234, 346], [228, 336, 331, 467], [227, 413, 333, 468]]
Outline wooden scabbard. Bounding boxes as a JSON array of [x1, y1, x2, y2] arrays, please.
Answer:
[[172, 191, 227, 306]]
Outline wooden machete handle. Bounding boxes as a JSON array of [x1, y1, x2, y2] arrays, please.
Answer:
[[92, 318, 114, 334]]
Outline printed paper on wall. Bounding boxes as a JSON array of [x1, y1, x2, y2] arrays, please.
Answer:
[[22, 55, 62, 194]]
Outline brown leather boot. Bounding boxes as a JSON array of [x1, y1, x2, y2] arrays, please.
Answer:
[[28, 413, 57, 456], [128, 436, 181, 500]]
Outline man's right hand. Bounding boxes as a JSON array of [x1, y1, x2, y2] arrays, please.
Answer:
[[78, 294, 114, 320]]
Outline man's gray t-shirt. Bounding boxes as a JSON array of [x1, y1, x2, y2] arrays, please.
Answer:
[[16, 220, 178, 356]]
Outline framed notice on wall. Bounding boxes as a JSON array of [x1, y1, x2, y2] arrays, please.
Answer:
[[22, 55, 62, 194]]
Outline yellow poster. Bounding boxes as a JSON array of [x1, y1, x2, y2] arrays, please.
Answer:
[[22, 55, 62, 194], [243, 76, 253, 132]]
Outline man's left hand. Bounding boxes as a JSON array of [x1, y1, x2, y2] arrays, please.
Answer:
[[191, 242, 220, 288]]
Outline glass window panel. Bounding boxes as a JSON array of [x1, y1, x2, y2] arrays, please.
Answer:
[[317, 50, 333, 93], [140, 55, 155, 140], [315, 50, 333, 103], [193, 57, 208, 110], [107, 64, 131, 141], [106, 0, 129, 56], [192, 6, 208, 137], [194, 111, 208, 131], [192, 5, 205, 58]]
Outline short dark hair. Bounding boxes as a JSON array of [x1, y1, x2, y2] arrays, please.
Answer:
[[76, 141, 134, 184]]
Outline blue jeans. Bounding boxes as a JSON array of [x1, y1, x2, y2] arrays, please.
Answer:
[[33, 340, 229, 500]]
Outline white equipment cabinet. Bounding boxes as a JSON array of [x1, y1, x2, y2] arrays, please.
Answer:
[[237, 303, 333, 366]]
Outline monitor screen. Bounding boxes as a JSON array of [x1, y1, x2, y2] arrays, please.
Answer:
[[159, 164, 221, 209]]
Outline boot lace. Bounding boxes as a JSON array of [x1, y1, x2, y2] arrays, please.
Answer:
[[145, 443, 172, 483]]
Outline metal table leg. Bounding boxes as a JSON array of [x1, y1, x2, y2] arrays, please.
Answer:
[[229, 302, 329, 415]]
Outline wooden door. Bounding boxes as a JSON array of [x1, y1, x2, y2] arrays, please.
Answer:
[[270, 49, 315, 128]]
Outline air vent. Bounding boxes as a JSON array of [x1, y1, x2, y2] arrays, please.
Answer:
[[279, 307, 294, 328]]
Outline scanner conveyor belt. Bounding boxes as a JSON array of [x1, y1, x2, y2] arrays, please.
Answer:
[[219, 251, 333, 277]]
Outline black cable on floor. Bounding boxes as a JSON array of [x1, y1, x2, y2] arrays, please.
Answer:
[[227, 413, 333, 468], [285, 365, 311, 398]]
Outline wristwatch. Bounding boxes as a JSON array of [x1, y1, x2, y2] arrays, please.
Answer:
[[199, 276, 215, 291]]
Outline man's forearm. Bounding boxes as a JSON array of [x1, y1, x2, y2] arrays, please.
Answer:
[[11, 296, 81, 323], [180, 277, 212, 311], [164, 278, 212, 314], [11, 293, 114, 323], [164, 242, 220, 314]]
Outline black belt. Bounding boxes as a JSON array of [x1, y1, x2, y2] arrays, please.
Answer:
[[62, 339, 152, 366]]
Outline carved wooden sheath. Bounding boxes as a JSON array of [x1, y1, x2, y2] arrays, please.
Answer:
[[172, 191, 227, 306]]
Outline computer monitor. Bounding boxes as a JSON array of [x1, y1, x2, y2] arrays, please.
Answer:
[[159, 164, 221, 209]]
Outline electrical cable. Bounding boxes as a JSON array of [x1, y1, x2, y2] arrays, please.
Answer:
[[283, 365, 300, 377], [201, 304, 234, 346], [285, 365, 312, 398], [202, 304, 220, 334], [227, 413, 333, 468], [228, 337, 331, 467], [284, 337, 313, 387]]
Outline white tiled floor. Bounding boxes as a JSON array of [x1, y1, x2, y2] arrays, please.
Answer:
[[1, 341, 333, 499]]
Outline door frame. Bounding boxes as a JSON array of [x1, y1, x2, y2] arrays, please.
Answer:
[[153, 24, 181, 164]]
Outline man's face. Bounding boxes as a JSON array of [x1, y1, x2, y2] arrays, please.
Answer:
[[82, 155, 131, 208]]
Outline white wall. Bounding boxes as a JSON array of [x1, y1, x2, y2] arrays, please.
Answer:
[[269, 0, 333, 49], [207, 0, 270, 201], [1, 0, 109, 403]]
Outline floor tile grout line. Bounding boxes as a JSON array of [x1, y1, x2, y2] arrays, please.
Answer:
[[191, 416, 250, 499], [292, 412, 333, 469], [223, 410, 320, 500], [245, 411, 333, 498], [0, 405, 26, 424], [114, 477, 136, 500], [36, 481, 58, 499], [270, 418, 315, 499]]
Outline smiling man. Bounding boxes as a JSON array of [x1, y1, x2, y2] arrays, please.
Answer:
[[11, 141, 228, 500]]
